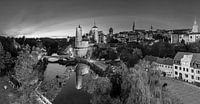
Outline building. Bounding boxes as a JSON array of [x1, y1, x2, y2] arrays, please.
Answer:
[[173, 52, 200, 83], [155, 57, 173, 77], [91, 20, 99, 43], [170, 19, 200, 43], [170, 29, 190, 44], [74, 25, 89, 57], [98, 31, 106, 43], [189, 19, 200, 43], [144, 55, 173, 77]]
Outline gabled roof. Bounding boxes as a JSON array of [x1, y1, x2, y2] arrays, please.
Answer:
[[144, 55, 173, 65], [144, 55, 157, 64], [174, 52, 200, 68], [156, 57, 173, 66]]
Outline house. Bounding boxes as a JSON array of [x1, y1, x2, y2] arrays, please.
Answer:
[[170, 29, 191, 44], [173, 52, 200, 83], [155, 57, 173, 77], [144, 55, 173, 77]]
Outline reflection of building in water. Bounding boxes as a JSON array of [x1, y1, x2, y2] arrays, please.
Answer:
[[74, 25, 90, 57]]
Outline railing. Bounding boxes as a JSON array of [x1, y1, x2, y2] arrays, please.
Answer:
[[35, 81, 52, 104]]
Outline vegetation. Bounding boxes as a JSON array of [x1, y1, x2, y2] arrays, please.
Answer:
[[0, 41, 15, 76], [82, 60, 182, 104], [10, 45, 43, 104]]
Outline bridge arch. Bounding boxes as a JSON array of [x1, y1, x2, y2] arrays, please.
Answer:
[[41, 56, 108, 90]]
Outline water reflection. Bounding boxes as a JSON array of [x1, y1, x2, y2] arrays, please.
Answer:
[[44, 64, 91, 104]]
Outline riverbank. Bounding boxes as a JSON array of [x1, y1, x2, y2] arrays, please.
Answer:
[[37, 66, 72, 102]]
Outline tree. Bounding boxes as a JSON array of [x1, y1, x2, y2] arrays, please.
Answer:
[[81, 60, 182, 104], [12, 46, 40, 104]]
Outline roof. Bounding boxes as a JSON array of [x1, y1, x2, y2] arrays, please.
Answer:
[[92, 26, 98, 28], [144, 55, 173, 65], [174, 52, 200, 68], [189, 32, 200, 34], [144, 55, 157, 64], [156, 57, 173, 66]]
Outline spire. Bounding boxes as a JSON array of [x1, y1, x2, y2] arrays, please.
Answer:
[[192, 17, 198, 33], [92, 19, 98, 28], [132, 21, 135, 32], [78, 24, 81, 28], [194, 17, 197, 25], [94, 19, 96, 26], [150, 25, 153, 31]]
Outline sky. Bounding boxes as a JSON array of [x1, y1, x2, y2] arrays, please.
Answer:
[[0, 0, 200, 38]]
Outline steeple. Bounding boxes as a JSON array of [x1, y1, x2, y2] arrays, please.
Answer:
[[92, 19, 98, 28], [150, 25, 153, 31], [78, 24, 81, 28], [194, 17, 197, 25], [132, 21, 135, 32], [192, 17, 199, 33]]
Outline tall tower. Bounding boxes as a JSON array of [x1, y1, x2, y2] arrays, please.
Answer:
[[91, 20, 98, 43], [75, 25, 82, 47], [132, 21, 135, 32], [109, 27, 113, 35], [192, 18, 199, 33], [150, 25, 153, 31]]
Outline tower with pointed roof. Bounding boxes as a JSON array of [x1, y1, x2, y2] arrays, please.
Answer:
[[109, 27, 113, 35], [132, 21, 135, 32], [91, 20, 99, 43], [192, 18, 198, 33]]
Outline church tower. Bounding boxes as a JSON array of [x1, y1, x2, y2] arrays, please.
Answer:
[[132, 21, 135, 32], [75, 25, 82, 47], [91, 20, 99, 43], [192, 18, 199, 33], [109, 27, 113, 35]]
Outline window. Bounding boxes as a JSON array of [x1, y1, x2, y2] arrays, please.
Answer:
[[186, 68, 188, 72], [183, 68, 185, 71], [192, 75, 194, 79], [197, 70, 200, 74], [191, 69, 194, 73], [175, 66, 178, 69], [190, 36, 192, 38], [165, 65, 167, 68], [179, 67, 182, 70], [175, 71, 178, 75], [197, 77, 200, 80], [185, 74, 188, 78]]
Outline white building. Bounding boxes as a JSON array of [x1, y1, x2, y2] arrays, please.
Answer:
[[173, 52, 200, 83], [188, 18, 200, 43], [155, 58, 173, 77], [91, 21, 99, 43], [144, 56, 173, 77]]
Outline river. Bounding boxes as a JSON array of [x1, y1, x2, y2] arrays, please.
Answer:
[[44, 63, 91, 104]]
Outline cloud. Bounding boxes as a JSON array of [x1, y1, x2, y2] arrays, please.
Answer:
[[3, 15, 187, 38]]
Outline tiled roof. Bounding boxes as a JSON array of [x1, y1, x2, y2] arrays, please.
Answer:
[[144, 55, 157, 64], [174, 52, 200, 68], [156, 57, 173, 66], [144, 55, 173, 65]]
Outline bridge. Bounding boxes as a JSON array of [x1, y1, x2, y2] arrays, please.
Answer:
[[41, 55, 109, 90]]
